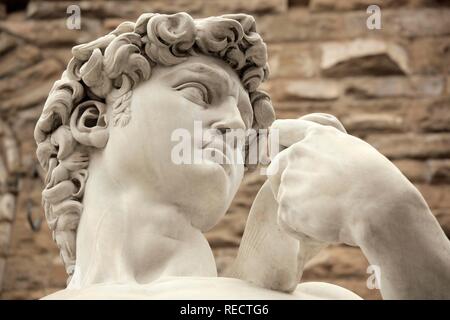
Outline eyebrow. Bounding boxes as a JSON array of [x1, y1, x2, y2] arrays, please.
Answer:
[[180, 63, 236, 91], [167, 62, 254, 128]]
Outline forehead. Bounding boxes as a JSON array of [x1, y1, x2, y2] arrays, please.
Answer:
[[152, 55, 243, 88]]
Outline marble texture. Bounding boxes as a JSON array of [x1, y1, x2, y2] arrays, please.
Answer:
[[33, 11, 450, 300]]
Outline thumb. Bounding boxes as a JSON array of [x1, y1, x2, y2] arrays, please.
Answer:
[[270, 119, 319, 149], [270, 113, 346, 148], [299, 113, 347, 133]]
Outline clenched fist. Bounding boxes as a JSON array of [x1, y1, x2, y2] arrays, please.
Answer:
[[267, 115, 425, 246]]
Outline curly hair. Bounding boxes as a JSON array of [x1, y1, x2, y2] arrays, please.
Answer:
[[34, 12, 275, 283]]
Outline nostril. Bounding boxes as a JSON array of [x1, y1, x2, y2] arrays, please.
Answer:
[[211, 122, 230, 134], [216, 127, 229, 135]]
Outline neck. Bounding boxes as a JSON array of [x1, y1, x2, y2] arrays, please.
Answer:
[[68, 160, 217, 289]]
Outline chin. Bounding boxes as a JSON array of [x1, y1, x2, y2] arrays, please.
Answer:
[[187, 166, 236, 231], [190, 162, 232, 190], [191, 202, 229, 232], [166, 162, 241, 230]]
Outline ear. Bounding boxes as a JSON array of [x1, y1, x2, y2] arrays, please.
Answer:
[[70, 100, 109, 148]]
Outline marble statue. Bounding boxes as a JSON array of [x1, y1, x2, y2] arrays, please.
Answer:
[[34, 12, 450, 299]]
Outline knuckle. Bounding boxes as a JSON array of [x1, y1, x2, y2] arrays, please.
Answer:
[[269, 119, 287, 130], [302, 113, 347, 133], [278, 201, 295, 225], [287, 143, 306, 161], [308, 123, 339, 137], [269, 120, 279, 130], [306, 125, 323, 136], [278, 201, 309, 233]]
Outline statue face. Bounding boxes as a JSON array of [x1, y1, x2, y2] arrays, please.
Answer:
[[102, 55, 253, 231]]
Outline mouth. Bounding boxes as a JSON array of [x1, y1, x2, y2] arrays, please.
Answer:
[[202, 140, 234, 175]]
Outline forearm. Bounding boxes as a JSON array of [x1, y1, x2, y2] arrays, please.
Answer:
[[354, 187, 450, 299]]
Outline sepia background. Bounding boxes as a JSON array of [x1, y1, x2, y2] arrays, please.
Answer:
[[0, 0, 449, 300]]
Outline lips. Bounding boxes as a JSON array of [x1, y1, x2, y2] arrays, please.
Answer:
[[202, 139, 233, 174]]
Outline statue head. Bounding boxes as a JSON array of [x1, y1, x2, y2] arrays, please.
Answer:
[[34, 12, 275, 282]]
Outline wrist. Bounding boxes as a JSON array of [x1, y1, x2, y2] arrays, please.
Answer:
[[352, 183, 430, 248], [350, 183, 450, 299]]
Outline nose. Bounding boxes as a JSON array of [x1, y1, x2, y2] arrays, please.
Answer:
[[210, 97, 246, 132]]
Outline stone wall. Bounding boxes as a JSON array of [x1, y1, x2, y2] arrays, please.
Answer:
[[0, 0, 449, 300]]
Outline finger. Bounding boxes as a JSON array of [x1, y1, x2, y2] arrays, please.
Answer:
[[299, 113, 347, 133], [270, 118, 320, 148], [266, 147, 289, 198]]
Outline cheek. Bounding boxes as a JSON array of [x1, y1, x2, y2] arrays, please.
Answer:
[[149, 97, 201, 137]]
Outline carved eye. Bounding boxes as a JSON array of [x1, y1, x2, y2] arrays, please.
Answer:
[[175, 82, 210, 105]]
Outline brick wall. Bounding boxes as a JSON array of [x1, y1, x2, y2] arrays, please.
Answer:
[[0, 0, 449, 299]]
